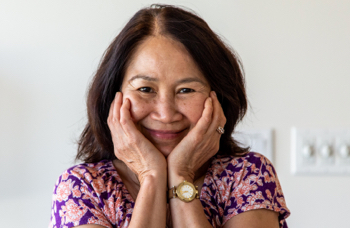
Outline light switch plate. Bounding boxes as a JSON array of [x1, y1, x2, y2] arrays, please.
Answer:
[[232, 129, 273, 163], [291, 127, 350, 175]]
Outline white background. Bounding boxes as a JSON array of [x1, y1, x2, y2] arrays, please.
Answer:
[[1, 0, 350, 227]]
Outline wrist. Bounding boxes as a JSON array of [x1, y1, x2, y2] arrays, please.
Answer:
[[139, 170, 167, 186], [167, 173, 194, 189]]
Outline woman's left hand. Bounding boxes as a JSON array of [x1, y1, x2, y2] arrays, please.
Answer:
[[167, 91, 226, 184]]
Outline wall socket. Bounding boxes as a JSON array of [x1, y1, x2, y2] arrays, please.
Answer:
[[291, 127, 350, 175], [233, 129, 273, 163]]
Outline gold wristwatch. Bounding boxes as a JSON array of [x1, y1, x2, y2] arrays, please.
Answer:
[[168, 180, 199, 202]]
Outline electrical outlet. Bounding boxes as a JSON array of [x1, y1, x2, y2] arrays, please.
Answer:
[[291, 128, 350, 175], [233, 129, 273, 163]]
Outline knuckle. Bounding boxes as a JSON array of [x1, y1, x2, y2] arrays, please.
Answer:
[[107, 116, 113, 125], [203, 115, 211, 124], [119, 117, 128, 126], [192, 134, 203, 144], [222, 116, 227, 125]]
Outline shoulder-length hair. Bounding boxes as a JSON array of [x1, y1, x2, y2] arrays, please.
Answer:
[[76, 4, 248, 163]]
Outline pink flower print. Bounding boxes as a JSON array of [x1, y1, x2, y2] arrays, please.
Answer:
[[92, 162, 105, 171], [211, 162, 226, 176], [233, 180, 251, 200], [277, 196, 287, 207], [266, 165, 276, 180], [88, 217, 98, 224], [229, 157, 239, 167], [62, 199, 87, 225], [250, 163, 259, 174], [246, 174, 259, 184], [92, 178, 105, 194], [116, 206, 125, 224], [218, 206, 225, 217], [124, 190, 135, 203], [122, 217, 131, 228], [246, 191, 264, 206], [72, 167, 86, 177], [233, 169, 243, 187], [80, 185, 98, 203], [56, 179, 73, 202], [236, 196, 244, 206], [265, 189, 273, 200], [263, 171, 272, 183], [84, 173, 93, 182], [90, 207, 112, 227], [227, 207, 239, 217], [72, 185, 82, 198], [103, 197, 116, 223], [201, 190, 213, 203], [88, 216, 112, 228], [61, 171, 69, 181], [90, 168, 99, 178]]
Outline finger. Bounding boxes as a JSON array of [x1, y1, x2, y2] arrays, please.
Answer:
[[191, 96, 213, 135], [108, 92, 116, 121], [113, 92, 123, 121], [107, 93, 118, 129], [107, 92, 126, 139], [207, 91, 226, 134], [119, 98, 139, 137]]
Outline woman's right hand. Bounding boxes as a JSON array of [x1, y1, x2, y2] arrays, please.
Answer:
[[107, 92, 167, 184]]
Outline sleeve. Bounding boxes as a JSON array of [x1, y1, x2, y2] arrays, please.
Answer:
[[49, 166, 113, 228], [222, 153, 290, 228]]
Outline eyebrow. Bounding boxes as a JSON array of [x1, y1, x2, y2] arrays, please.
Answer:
[[128, 75, 158, 82], [176, 77, 207, 85], [128, 75, 207, 85]]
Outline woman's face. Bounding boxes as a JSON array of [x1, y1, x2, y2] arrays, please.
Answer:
[[121, 36, 211, 157]]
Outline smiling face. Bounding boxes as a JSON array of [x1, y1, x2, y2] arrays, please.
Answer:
[[121, 36, 211, 156]]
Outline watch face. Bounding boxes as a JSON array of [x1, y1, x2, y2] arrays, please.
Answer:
[[180, 184, 194, 199]]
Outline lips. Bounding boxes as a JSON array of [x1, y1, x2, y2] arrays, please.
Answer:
[[144, 127, 187, 140]]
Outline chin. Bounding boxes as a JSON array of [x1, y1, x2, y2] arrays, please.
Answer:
[[156, 146, 174, 157]]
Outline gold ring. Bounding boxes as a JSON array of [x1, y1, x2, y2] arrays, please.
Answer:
[[216, 126, 225, 134]]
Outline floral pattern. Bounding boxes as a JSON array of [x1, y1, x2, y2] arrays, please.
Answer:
[[49, 152, 290, 228]]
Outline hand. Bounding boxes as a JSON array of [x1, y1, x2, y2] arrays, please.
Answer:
[[107, 92, 167, 184], [167, 91, 226, 183]]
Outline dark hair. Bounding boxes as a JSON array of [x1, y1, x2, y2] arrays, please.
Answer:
[[76, 4, 248, 163]]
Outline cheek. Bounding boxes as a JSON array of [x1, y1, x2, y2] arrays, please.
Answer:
[[122, 92, 151, 122], [180, 97, 206, 125]]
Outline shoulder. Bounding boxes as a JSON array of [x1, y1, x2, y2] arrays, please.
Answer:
[[50, 160, 131, 228], [53, 160, 126, 199], [202, 152, 290, 227], [209, 152, 272, 178], [207, 151, 282, 201]]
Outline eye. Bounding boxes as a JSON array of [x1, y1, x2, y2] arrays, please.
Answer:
[[138, 87, 154, 93], [178, 88, 195, 93]]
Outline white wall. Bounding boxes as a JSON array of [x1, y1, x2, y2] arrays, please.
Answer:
[[1, 0, 349, 227]]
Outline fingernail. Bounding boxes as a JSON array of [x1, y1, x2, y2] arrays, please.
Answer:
[[212, 91, 217, 97]]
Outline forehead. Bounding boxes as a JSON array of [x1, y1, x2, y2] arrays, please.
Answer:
[[122, 36, 209, 85]]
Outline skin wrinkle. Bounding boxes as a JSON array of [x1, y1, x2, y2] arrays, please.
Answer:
[[121, 35, 211, 156]]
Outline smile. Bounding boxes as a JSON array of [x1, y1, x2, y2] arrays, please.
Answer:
[[144, 127, 187, 140]]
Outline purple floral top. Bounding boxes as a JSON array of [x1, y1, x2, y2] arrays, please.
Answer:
[[49, 152, 290, 228]]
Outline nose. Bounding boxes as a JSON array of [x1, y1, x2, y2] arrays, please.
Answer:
[[150, 94, 182, 123]]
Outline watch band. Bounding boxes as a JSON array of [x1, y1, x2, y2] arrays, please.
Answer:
[[168, 186, 177, 199]]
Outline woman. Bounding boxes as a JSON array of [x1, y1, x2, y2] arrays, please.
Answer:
[[50, 4, 290, 228]]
